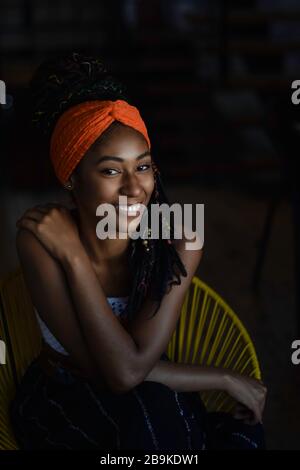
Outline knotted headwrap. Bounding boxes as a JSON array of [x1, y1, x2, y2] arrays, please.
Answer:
[[50, 99, 151, 185]]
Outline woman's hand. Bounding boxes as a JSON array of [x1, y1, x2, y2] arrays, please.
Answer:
[[16, 203, 82, 263], [224, 372, 267, 425]]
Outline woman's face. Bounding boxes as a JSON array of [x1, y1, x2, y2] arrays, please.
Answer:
[[71, 122, 155, 234]]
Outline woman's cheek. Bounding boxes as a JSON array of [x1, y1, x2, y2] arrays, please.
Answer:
[[145, 175, 155, 196]]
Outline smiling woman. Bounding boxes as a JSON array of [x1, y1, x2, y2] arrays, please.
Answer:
[[9, 52, 266, 451], [68, 118, 154, 241]]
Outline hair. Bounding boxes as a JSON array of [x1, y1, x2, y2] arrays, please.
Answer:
[[29, 51, 187, 323]]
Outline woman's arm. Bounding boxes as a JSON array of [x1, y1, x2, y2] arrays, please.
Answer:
[[17, 226, 140, 393], [60, 246, 140, 392], [143, 359, 267, 424], [16, 228, 106, 383], [16, 205, 139, 393], [143, 359, 226, 393], [16, 205, 203, 394]]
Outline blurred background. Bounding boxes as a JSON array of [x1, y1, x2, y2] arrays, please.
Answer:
[[0, 0, 299, 449]]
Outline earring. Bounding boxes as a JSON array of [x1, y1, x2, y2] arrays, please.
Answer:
[[64, 181, 74, 191], [142, 227, 151, 252]]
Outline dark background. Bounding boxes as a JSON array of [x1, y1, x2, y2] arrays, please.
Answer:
[[0, 0, 299, 449]]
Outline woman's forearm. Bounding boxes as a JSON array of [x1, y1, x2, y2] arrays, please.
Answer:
[[61, 247, 139, 391], [60, 248, 228, 396], [143, 359, 228, 393], [61, 246, 228, 395]]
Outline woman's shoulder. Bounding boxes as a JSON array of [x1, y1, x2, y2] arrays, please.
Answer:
[[16, 202, 76, 258], [16, 212, 70, 302], [16, 203, 78, 240], [16, 225, 37, 253], [16, 225, 52, 271]]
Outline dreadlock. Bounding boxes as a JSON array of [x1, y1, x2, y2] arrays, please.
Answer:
[[29, 51, 188, 323]]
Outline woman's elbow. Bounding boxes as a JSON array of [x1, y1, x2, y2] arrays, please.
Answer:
[[110, 368, 138, 394], [98, 368, 135, 395], [84, 357, 138, 394]]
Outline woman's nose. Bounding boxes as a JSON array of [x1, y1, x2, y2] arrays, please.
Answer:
[[120, 173, 144, 198]]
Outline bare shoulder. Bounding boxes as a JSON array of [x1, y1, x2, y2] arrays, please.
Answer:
[[16, 205, 78, 253], [16, 226, 40, 254], [16, 225, 58, 277]]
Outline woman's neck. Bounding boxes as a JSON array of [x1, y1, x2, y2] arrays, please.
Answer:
[[71, 207, 131, 268]]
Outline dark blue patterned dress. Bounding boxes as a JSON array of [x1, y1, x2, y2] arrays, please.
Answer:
[[9, 297, 265, 450]]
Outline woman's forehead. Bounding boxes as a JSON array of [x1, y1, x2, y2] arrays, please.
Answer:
[[89, 125, 150, 160]]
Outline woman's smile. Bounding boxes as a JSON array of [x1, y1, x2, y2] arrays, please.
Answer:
[[114, 202, 144, 217]]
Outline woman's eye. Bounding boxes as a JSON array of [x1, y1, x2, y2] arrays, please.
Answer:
[[137, 164, 150, 172], [100, 164, 150, 176], [100, 168, 119, 176]]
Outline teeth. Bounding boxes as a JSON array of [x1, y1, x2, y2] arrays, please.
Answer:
[[116, 204, 141, 213]]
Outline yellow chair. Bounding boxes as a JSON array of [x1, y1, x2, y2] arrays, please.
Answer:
[[0, 267, 42, 450], [0, 267, 261, 450], [166, 276, 261, 413]]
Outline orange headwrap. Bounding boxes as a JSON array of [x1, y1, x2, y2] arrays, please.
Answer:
[[50, 99, 151, 185]]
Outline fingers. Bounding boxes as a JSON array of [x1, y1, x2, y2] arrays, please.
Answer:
[[234, 399, 262, 425], [259, 390, 267, 422], [253, 402, 263, 425], [233, 404, 255, 423], [16, 203, 66, 228], [233, 403, 250, 416], [250, 378, 267, 423], [16, 208, 45, 227], [257, 382, 267, 421], [244, 414, 258, 426], [233, 408, 251, 421], [251, 384, 266, 425], [16, 213, 42, 227], [232, 403, 260, 426], [15, 217, 37, 235]]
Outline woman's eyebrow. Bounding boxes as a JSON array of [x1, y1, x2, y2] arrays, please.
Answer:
[[96, 150, 151, 164]]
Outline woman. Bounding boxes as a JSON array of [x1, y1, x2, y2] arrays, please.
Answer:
[[10, 52, 266, 450]]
